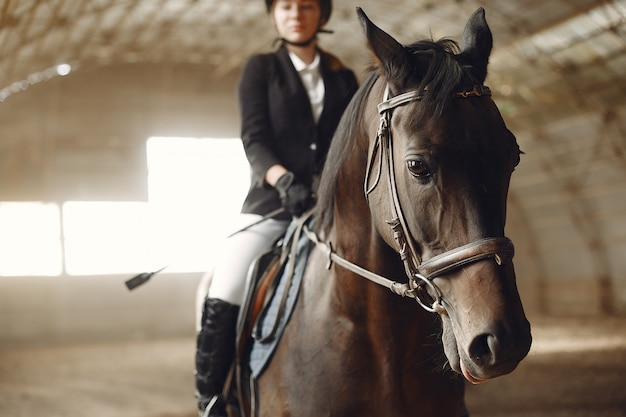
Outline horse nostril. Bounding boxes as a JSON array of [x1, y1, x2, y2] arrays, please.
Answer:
[[468, 333, 497, 366]]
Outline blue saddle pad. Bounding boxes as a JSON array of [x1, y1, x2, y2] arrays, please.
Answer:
[[248, 219, 312, 379]]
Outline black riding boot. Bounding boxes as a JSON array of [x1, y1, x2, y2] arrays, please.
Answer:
[[195, 297, 239, 417]]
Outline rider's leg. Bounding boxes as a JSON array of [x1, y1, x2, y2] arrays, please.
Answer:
[[195, 298, 239, 416], [195, 270, 213, 333], [195, 216, 289, 417]]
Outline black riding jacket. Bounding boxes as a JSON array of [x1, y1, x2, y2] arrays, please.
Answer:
[[237, 44, 358, 220]]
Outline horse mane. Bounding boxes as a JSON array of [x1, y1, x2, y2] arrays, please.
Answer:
[[314, 38, 466, 234], [313, 72, 377, 234]]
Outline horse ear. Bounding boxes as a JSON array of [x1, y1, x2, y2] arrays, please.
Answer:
[[356, 7, 408, 82], [459, 7, 493, 84]]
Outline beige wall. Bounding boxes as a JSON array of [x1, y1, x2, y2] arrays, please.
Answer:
[[0, 273, 201, 348], [0, 63, 240, 202], [0, 64, 238, 347]]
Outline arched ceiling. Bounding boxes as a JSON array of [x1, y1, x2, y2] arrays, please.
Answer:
[[0, 1, 624, 148], [1, 0, 626, 314], [1, 0, 624, 118]]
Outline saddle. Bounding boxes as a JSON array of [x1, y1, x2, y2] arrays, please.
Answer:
[[227, 213, 313, 417]]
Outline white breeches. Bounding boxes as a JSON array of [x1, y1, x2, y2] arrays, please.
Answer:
[[195, 214, 289, 330]]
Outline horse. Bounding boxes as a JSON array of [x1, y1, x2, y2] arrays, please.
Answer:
[[240, 7, 532, 417]]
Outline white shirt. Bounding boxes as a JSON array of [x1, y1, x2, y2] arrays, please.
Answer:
[[289, 51, 325, 123]]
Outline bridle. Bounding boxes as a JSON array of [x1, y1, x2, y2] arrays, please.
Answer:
[[304, 82, 515, 314]]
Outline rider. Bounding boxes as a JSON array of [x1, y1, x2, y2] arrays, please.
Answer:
[[194, 0, 358, 415]]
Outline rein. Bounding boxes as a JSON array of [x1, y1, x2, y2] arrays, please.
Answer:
[[305, 83, 515, 314]]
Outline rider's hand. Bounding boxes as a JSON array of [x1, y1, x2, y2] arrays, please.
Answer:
[[274, 172, 313, 217]]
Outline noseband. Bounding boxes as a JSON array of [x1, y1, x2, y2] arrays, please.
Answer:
[[305, 82, 515, 315]]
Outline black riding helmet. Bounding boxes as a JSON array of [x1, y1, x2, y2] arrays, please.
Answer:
[[265, 0, 332, 26]]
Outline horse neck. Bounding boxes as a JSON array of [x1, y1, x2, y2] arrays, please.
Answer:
[[324, 215, 442, 365]]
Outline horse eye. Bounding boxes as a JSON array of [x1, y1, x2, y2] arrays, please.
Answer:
[[407, 160, 431, 178]]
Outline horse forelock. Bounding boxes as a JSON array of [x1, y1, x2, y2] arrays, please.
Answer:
[[402, 38, 467, 118]]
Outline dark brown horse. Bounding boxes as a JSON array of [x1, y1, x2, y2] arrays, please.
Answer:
[[246, 7, 531, 417]]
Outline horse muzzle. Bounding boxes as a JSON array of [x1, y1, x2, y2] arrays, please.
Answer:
[[435, 257, 532, 383]]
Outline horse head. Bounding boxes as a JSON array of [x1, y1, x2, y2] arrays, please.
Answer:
[[357, 7, 532, 383]]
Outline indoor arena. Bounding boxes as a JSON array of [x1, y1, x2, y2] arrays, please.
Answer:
[[0, 1, 625, 416]]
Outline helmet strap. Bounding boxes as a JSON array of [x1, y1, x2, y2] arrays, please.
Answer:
[[281, 35, 316, 47], [276, 28, 334, 47]]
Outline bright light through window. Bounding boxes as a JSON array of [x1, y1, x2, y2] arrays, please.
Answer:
[[63, 201, 155, 275], [62, 137, 250, 275], [144, 137, 250, 273], [146, 137, 248, 211], [0, 202, 62, 276], [0, 137, 250, 276]]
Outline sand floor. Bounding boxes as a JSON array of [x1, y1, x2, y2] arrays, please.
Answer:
[[1, 316, 625, 417]]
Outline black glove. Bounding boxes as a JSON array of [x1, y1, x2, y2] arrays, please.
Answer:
[[274, 172, 313, 217]]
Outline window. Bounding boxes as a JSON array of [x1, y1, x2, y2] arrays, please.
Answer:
[[0, 137, 250, 276], [63, 201, 154, 275], [0, 202, 62, 276]]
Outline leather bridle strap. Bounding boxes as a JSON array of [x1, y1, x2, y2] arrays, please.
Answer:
[[303, 225, 419, 298], [377, 89, 424, 113], [304, 83, 512, 315], [378, 85, 424, 278], [417, 237, 514, 279], [303, 226, 513, 315]]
